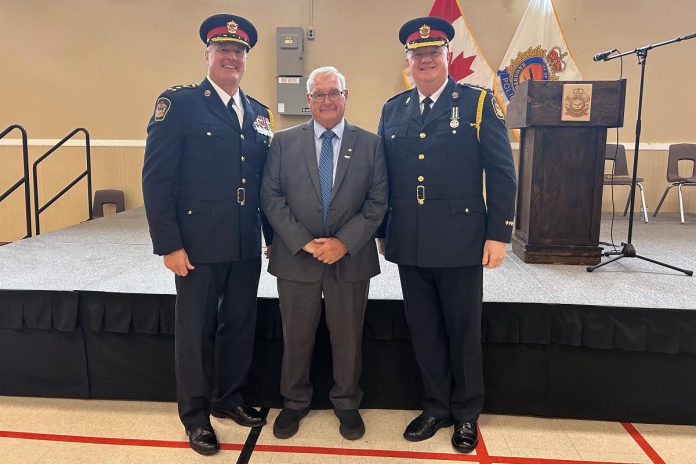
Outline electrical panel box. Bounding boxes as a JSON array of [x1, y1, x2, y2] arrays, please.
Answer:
[[277, 76, 310, 116], [277, 27, 304, 77]]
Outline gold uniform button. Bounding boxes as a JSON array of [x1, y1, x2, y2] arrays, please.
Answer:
[[242, 178, 247, 184], [418, 154, 425, 160], [241, 134, 245, 140], [419, 132, 426, 139], [452, 130, 457, 134], [206, 132, 212, 136], [465, 208, 470, 213], [241, 156, 245, 161], [187, 210, 192, 215], [417, 176, 424, 182], [391, 134, 396, 139]]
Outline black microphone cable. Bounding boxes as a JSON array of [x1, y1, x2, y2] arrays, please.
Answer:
[[606, 52, 624, 253]]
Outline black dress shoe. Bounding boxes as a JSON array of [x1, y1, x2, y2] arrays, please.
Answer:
[[335, 409, 365, 440], [403, 413, 454, 442], [451, 422, 478, 453], [273, 407, 310, 439], [211, 405, 266, 427], [186, 425, 219, 456]]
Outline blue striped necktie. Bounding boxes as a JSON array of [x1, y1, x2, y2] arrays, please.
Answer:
[[319, 130, 336, 234]]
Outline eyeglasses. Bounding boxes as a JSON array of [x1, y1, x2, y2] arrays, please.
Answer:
[[308, 90, 345, 101]]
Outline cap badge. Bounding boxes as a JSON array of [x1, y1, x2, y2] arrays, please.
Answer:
[[419, 25, 430, 39], [227, 21, 238, 34]]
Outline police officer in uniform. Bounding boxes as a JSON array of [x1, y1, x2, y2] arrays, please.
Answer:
[[142, 14, 273, 456], [376, 17, 517, 453]]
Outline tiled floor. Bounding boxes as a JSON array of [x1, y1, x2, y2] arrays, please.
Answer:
[[1, 396, 695, 463]]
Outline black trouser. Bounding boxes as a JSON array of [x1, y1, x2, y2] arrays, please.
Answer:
[[174, 257, 261, 430], [398, 264, 484, 423]]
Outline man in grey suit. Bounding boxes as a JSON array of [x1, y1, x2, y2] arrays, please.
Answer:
[[261, 66, 388, 440]]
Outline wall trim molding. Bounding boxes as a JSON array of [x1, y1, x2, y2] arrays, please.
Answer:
[[0, 140, 682, 151], [0, 139, 146, 148]]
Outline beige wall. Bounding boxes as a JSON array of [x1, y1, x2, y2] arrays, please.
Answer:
[[1, 0, 696, 241]]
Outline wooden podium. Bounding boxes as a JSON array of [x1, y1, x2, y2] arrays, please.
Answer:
[[506, 80, 626, 265]]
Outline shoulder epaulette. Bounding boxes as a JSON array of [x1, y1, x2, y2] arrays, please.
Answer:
[[166, 83, 198, 93], [458, 82, 493, 93], [386, 88, 411, 103], [246, 95, 269, 110]]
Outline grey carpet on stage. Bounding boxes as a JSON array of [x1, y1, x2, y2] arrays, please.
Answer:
[[0, 207, 694, 309]]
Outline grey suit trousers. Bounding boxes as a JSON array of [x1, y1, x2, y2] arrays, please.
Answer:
[[277, 270, 369, 410]]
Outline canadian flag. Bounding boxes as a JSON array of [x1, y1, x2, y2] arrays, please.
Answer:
[[403, 0, 496, 90]]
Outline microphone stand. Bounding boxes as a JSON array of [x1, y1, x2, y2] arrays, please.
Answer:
[[588, 32, 695, 275]]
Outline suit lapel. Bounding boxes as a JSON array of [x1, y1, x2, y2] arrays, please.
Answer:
[[200, 78, 237, 129], [302, 121, 322, 200], [423, 77, 455, 127], [330, 122, 356, 201]]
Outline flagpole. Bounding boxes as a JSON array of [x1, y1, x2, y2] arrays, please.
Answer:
[[587, 32, 696, 275]]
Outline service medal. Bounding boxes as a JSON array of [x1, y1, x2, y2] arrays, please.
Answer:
[[450, 106, 460, 128]]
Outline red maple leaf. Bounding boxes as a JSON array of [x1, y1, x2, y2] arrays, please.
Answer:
[[449, 53, 476, 81]]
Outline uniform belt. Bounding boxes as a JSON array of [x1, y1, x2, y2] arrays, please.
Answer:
[[391, 185, 478, 200], [176, 192, 259, 203], [236, 187, 253, 206]]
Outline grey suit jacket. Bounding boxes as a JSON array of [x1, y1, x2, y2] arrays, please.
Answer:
[[261, 120, 388, 283]]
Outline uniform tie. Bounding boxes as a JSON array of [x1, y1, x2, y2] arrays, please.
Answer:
[[227, 98, 242, 129], [421, 96, 433, 122], [319, 130, 336, 234]]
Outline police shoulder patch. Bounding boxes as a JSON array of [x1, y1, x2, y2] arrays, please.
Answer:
[[491, 96, 505, 120], [154, 97, 171, 122]]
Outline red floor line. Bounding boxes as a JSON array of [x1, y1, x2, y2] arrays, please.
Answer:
[[475, 423, 492, 464], [254, 444, 636, 464], [254, 444, 481, 461], [621, 422, 666, 464], [491, 458, 637, 464], [0, 430, 242, 452], [0, 429, 639, 464]]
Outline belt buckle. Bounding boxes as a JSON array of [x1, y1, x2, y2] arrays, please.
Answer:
[[416, 185, 425, 205], [237, 187, 246, 206]]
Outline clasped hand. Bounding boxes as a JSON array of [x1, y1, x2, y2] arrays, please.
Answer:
[[303, 237, 347, 265]]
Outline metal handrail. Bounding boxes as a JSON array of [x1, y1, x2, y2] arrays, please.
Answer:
[[32, 128, 93, 235], [0, 124, 32, 239]]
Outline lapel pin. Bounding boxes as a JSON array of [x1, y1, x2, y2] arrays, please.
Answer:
[[204, 90, 211, 97], [452, 91, 459, 99]]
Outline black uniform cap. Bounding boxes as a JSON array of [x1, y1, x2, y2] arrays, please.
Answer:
[[199, 14, 257, 50], [399, 16, 454, 50]]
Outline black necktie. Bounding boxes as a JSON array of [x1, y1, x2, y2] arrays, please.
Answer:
[[227, 99, 241, 129], [421, 96, 433, 122]]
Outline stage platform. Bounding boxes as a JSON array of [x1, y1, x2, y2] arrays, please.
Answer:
[[1, 208, 695, 425]]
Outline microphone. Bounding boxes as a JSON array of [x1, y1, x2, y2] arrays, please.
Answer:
[[593, 48, 618, 62]]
